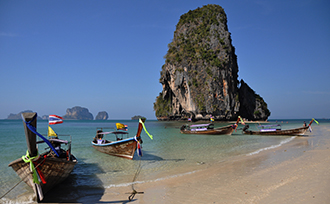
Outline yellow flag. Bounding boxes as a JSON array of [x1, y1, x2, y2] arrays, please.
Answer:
[[48, 126, 58, 137], [116, 123, 128, 131], [116, 123, 125, 129]]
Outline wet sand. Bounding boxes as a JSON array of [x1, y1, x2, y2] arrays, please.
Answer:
[[98, 126, 330, 204]]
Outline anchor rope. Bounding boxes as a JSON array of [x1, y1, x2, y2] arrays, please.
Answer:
[[0, 155, 47, 200], [128, 156, 144, 201]]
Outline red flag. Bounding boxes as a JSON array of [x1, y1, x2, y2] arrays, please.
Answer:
[[49, 115, 63, 125]]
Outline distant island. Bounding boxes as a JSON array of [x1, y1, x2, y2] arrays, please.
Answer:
[[62, 106, 94, 120], [131, 115, 145, 120], [6, 106, 109, 121], [95, 111, 109, 120], [6, 110, 42, 120]]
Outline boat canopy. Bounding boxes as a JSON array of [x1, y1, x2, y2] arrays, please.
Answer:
[[110, 131, 129, 135], [258, 124, 281, 128], [189, 123, 214, 131], [190, 124, 212, 127], [36, 138, 69, 144], [98, 131, 128, 135], [258, 124, 281, 131]]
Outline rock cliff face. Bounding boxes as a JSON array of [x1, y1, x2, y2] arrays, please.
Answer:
[[238, 80, 270, 121], [95, 111, 108, 120], [153, 4, 270, 121], [63, 106, 93, 120]]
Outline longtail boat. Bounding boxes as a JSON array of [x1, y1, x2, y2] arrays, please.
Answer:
[[180, 117, 240, 135], [242, 119, 317, 136], [91, 118, 150, 159], [8, 112, 77, 202]]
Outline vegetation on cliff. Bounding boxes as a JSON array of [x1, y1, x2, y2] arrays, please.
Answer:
[[165, 5, 228, 67], [163, 5, 236, 98], [154, 92, 172, 117]]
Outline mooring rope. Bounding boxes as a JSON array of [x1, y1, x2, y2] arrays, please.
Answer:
[[127, 157, 144, 201], [0, 179, 24, 200], [0, 155, 47, 200]]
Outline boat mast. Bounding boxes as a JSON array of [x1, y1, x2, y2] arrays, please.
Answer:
[[136, 118, 145, 138], [22, 112, 38, 157], [308, 119, 314, 126]]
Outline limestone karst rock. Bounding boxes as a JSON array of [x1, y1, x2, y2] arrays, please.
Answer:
[[95, 111, 109, 120], [6, 110, 42, 120], [154, 4, 270, 121], [63, 106, 93, 120]]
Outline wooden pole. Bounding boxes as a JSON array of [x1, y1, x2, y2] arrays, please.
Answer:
[[135, 118, 145, 138], [22, 112, 38, 157]]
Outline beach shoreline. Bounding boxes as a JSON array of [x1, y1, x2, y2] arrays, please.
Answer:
[[4, 125, 329, 204], [95, 125, 330, 204]]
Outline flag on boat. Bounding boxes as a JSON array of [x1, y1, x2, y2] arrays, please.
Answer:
[[22, 115, 60, 157], [312, 118, 319, 125], [116, 123, 128, 131], [49, 115, 63, 125], [48, 126, 58, 137]]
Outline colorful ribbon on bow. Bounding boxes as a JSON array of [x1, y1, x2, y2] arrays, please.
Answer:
[[139, 118, 153, 140], [238, 116, 245, 125], [22, 150, 40, 184], [134, 136, 143, 157]]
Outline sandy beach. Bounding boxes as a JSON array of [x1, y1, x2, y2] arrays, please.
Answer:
[[94, 125, 330, 204], [5, 125, 329, 204]]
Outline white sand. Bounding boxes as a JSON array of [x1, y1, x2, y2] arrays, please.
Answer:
[[100, 126, 330, 203]]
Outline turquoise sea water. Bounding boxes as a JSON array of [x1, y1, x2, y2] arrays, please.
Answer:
[[0, 119, 328, 203]]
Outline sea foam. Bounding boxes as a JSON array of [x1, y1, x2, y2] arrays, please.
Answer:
[[105, 170, 199, 188], [246, 136, 296, 156]]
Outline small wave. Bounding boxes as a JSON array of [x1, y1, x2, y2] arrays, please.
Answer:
[[105, 170, 199, 188], [246, 136, 296, 156], [0, 194, 35, 204]]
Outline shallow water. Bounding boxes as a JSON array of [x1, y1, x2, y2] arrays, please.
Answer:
[[0, 119, 327, 203]]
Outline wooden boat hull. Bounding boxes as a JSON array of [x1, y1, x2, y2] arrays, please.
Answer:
[[243, 126, 309, 136], [180, 125, 235, 135], [8, 153, 77, 199], [92, 137, 137, 159]]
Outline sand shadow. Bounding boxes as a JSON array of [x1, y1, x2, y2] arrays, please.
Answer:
[[133, 151, 184, 162], [41, 158, 106, 203], [92, 199, 137, 204]]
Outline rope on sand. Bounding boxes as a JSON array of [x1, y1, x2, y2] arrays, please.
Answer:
[[127, 157, 144, 201]]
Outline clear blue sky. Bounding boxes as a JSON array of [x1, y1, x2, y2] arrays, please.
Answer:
[[1, 0, 329, 120]]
